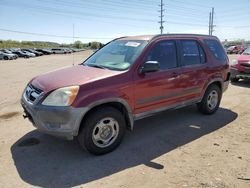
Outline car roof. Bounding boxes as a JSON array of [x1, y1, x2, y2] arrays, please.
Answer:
[[118, 34, 218, 41]]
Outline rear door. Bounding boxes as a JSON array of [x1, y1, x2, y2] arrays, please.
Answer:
[[177, 39, 208, 101]]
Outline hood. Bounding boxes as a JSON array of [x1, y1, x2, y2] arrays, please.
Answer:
[[31, 65, 124, 92], [237, 54, 250, 62]]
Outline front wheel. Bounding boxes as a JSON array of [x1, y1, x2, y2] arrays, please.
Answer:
[[78, 107, 126, 155], [197, 84, 222, 114]]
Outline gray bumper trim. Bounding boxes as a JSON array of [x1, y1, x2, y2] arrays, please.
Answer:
[[21, 97, 87, 140]]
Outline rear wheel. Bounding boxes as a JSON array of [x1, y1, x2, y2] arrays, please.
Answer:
[[3, 56, 8, 60], [78, 107, 126, 155], [197, 84, 222, 114]]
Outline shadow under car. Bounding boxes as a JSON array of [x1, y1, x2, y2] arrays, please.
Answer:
[[11, 105, 237, 187]]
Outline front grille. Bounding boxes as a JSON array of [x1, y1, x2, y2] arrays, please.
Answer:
[[24, 84, 43, 103]]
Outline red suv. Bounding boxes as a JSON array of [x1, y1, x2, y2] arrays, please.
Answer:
[[230, 47, 250, 82], [227, 45, 246, 54], [21, 34, 230, 155]]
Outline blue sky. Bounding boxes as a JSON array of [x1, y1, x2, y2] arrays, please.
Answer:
[[0, 0, 250, 43]]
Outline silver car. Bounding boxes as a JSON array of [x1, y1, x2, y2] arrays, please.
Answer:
[[0, 51, 18, 60]]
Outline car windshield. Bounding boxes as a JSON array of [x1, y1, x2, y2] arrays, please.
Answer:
[[83, 40, 148, 71], [243, 47, 250, 55]]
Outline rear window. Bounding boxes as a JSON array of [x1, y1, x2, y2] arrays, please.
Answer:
[[204, 39, 227, 61]]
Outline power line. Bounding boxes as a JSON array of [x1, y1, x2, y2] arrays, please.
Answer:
[[0, 28, 115, 40], [1, 1, 156, 23]]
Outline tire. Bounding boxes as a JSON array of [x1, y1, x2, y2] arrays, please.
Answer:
[[78, 107, 126, 155], [197, 84, 222, 114], [3, 56, 8, 60], [230, 77, 239, 82]]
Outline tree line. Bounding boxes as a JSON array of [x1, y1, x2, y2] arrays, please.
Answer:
[[0, 40, 104, 49]]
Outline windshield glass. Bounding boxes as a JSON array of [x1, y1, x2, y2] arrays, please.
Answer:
[[243, 47, 250, 55], [83, 40, 148, 71]]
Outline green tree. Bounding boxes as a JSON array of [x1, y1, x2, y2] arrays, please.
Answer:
[[73, 40, 83, 49]]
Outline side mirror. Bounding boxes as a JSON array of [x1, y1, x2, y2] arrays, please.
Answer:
[[139, 61, 160, 74]]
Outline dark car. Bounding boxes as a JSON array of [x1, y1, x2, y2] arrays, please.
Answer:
[[12, 51, 30, 58], [21, 34, 229, 155], [23, 49, 43, 56], [230, 47, 250, 82], [35, 49, 53, 55]]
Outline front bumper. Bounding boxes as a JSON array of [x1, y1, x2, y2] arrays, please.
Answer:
[[230, 68, 250, 79], [21, 96, 87, 140]]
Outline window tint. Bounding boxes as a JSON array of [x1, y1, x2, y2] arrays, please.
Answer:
[[146, 40, 177, 70], [204, 39, 227, 61], [180, 40, 205, 66]]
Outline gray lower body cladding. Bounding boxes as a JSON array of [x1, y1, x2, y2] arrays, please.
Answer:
[[21, 98, 87, 140]]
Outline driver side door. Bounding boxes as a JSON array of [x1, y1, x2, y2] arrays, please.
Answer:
[[133, 39, 182, 115]]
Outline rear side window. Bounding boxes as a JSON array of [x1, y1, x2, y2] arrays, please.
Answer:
[[204, 39, 227, 61], [180, 40, 205, 66]]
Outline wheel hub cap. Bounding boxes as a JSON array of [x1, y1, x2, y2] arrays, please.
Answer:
[[92, 117, 119, 148], [207, 90, 219, 110]]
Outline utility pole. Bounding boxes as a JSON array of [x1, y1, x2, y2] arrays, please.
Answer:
[[72, 23, 75, 65], [208, 12, 211, 35], [211, 7, 215, 35], [208, 7, 215, 35], [158, 0, 164, 34]]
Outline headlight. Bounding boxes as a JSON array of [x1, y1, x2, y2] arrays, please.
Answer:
[[42, 86, 79, 106], [231, 59, 238, 65]]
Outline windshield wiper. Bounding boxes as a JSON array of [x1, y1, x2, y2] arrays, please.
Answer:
[[85, 64, 107, 69]]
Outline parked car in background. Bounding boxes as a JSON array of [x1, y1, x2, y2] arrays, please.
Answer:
[[21, 34, 229, 155], [227, 45, 246, 54], [35, 49, 53, 55], [0, 49, 18, 59], [70, 48, 80, 52], [1, 49, 16, 54], [12, 51, 30, 58], [23, 49, 43, 56], [0, 51, 18, 60], [51, 48, 67, 54], [21, 50, 36, 57], [230, 47, 250, 82]]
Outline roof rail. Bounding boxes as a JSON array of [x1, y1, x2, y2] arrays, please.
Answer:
[[151, 33, 216, 41]]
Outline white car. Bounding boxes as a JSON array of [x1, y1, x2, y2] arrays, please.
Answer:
[[51, 48, 67, 54]]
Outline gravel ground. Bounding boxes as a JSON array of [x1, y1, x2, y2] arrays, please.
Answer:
[[0, 52, 249, 188]]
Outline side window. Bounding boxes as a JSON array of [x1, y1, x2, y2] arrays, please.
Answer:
[[180, 40, 205, 66], [204, 39, 227, 61], [146, 40, 177, 70]]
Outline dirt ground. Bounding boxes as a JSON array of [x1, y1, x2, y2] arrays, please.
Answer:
[[0, 52, 249, 188]]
